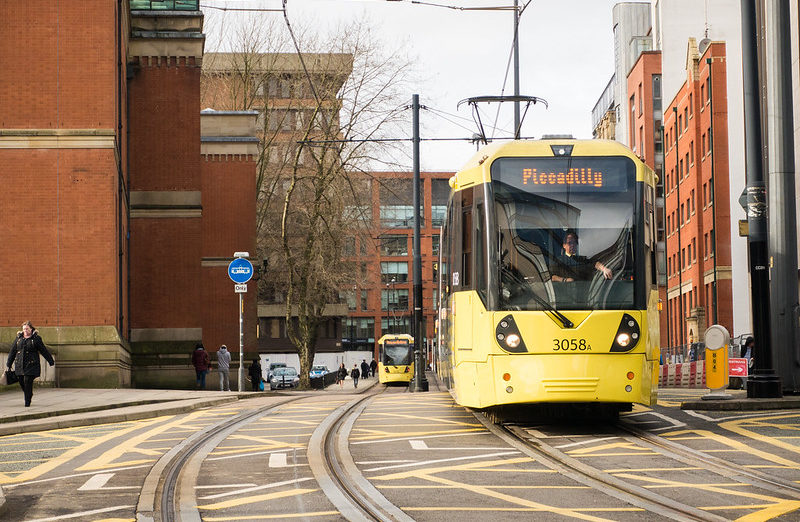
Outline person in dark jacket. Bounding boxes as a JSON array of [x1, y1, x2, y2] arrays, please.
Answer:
[[369, 358, 378, 378], [191, 343, 210, 389], [6, 321, 54, 407], [360, 359, 370, 380], [337, 363, 347, 389], [248, 358, 262, 391], [350, 364, 360, 388]]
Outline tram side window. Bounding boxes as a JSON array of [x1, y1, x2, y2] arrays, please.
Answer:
[[460, 189, 473, 289], [475, 199, 487, 303]]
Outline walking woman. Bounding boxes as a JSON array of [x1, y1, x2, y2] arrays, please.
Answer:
[[337, 363, 347, 389], [6, 321, 54, 407]]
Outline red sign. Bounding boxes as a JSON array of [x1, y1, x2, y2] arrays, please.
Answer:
[[729, 358, 749, 377]]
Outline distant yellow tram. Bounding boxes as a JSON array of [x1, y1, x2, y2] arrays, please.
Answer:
[[436, 139, 659, 417], [378, 334, 415, 384]]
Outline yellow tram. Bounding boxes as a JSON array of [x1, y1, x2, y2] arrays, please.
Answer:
[[377, 334, 415, 384], [436, 139, 659, 416]]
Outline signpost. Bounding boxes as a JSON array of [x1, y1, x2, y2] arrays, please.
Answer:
[[228, 252, 253, 391]]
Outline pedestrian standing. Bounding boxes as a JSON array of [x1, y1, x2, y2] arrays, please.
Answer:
[[6, 321, 54, 407], [351, 364, 360, 388], [192, 343, 210, 390], [369, 358, 377, 378], [337, 363, 347, 388], [217, 344, 231, 391], [360, 359, 370, 380], [248, 358, 262, 391]]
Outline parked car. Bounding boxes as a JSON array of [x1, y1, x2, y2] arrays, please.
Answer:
[[270, 367, 299, 390], [309, 365, 329, 378], [268, 362, 286, 381]]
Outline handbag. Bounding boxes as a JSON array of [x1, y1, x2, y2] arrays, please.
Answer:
[[258, 379, 264, 391], [4, 369, 18, 386]]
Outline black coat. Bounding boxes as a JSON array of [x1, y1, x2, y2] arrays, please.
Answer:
[[350, 368, 360, 379], [248, 361, 262, 382], [7, 331, 54, 377]]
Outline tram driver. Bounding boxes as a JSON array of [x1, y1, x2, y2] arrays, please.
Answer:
[[550, 230, 613, 283]]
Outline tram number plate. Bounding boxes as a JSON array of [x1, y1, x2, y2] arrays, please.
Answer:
[[552, 338, 591, 351]]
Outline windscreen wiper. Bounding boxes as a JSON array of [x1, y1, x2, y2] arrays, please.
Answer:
[[525, 287, 574, 328]]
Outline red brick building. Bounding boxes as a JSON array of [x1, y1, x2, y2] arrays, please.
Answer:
[[0, 1, 258, 388], [662, 39, 733, 347], [627, 50, 668, 347]]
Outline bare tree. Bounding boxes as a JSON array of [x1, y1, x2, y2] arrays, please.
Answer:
[[202, 14, 413, 387]]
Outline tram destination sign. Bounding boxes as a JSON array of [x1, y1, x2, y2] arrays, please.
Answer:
[[228, 257, 254, 284], [492, 157, 633, 192]]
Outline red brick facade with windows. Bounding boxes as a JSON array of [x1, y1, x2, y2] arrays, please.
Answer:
[[662, 40, 733, 348], [627, 50, 667, 346], [0, 2, 258, 388]]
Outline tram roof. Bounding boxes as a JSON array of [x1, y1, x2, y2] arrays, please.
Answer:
[[452, 139, 655, 189]]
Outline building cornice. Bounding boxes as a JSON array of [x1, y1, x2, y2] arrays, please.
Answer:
[[0, 129, 116, 149]]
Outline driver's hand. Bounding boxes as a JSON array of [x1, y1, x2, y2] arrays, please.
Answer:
[[599, 266, 612, 279]]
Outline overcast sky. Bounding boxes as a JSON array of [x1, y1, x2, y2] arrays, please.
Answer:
[[203, 0, 625, 171]]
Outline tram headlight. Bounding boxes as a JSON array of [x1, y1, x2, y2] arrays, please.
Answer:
[[505, 334, 521, 349], [495, 315, 528, 353], [610, 313, 640, 352]]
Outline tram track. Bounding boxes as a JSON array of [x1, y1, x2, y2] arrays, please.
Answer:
[[136, 396, 302, 522], [309, 385, 414, 522], [475, 412, 728, 522], [616, 421, 800, 500]]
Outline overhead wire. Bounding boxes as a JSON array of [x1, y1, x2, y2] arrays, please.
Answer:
[[491, 0, 533, 140]]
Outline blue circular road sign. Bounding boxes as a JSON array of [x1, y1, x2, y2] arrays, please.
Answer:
[[228, 257, 254, 284]]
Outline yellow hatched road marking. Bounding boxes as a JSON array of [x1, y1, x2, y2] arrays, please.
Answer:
[[197, 487, 318, 510], [568, 442, 656, 456], [367, 412, 483, 427], [226, 434, 306, 448], [372, 456, 534, 480], [77, 411, 208, 471], [351, 427, 486, 442], [0, 417, 164, 484], [722, 501, 800, 520], [614, 472, 790, 502], [720, 414, 800, 457], [403, 474, 616, 521], [663, 428, 799, 468]]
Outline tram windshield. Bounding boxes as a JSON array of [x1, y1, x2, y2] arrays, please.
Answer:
[[491, 156, 636, 311], [382, 340, 412, 366]]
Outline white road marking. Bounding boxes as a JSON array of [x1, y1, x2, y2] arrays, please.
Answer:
[[555, 436, 618, 449], [24, 505, 135, 522], [206, 448, 304, 461], [269, 452, 287, 467], [197, 477, 316, 500], [351, 430, 489, 445], [408, 438, 512, 451], [364, 450, 520, 472], [77, 473, 138, 491], [195, 483, 257, 489], [2, 464, 151, 489]]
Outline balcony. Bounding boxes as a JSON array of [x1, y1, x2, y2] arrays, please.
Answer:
[[130, 0, 199, 10]]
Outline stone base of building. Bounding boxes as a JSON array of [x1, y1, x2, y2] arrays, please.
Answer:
[[1, 326, 132, 388]]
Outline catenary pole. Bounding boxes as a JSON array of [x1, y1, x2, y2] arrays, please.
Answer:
[[764, 0, 798, 392], [411, 94, 428, 392], [740, 0, 781, 397]]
